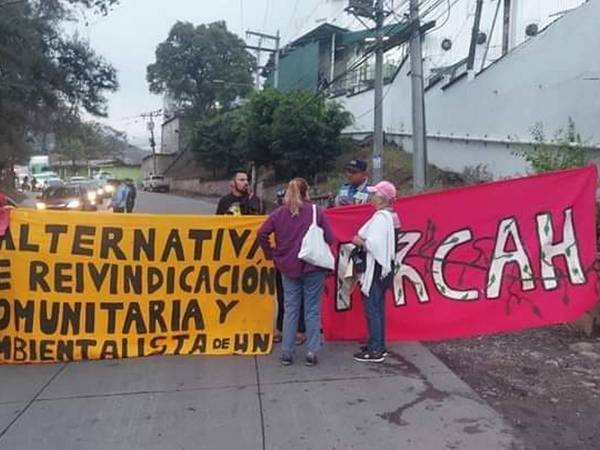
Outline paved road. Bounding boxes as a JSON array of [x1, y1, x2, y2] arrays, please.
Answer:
[[18, 190, 217, 215], [134, 191, 217, 215], [1, 192, 523, 450]]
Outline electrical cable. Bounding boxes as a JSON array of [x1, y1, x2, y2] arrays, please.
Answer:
[[262, 0, 271, 29], [239, 0, 244, 36]]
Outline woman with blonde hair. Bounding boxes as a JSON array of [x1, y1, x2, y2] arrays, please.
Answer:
[[258, 178, 333, 367]]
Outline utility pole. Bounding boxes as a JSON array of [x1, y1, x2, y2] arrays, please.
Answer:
[[148, 119, 157, 175], [409, 0, 428, 190], [255, 37, 263, 90], [141, 109, 162, 175], [245, 30, 281, 90], [274, 30, 281, 89], [372, 0, 384, 183], [502, 0, 512, 55], [346, 0, 387, 183], [467, 0, 484, 73]]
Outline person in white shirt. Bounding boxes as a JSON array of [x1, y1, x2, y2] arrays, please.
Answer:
[[351, 181, 400, 363]]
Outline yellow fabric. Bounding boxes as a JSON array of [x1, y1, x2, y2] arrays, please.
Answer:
[[0, 210, 274, 363]]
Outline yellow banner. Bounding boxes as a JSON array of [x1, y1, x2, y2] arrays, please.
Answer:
[[0, 210, 275, 363]]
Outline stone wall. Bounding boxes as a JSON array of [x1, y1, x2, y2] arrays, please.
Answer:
[[168, 177, 230, 198]]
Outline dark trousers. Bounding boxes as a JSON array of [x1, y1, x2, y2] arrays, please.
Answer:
[[363, 263, 391, 352], [363, 275, 386, 352], [276, 271, 305, 333]]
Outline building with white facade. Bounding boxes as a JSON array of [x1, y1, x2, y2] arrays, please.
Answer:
[[278, 0, 597, 178]]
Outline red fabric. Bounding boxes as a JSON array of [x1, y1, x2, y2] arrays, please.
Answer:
[[0, 193, 10, 237], [322, 166, 599, 341]]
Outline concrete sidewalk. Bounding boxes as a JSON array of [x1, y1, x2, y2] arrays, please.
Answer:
[[0, 343, 522, 450]]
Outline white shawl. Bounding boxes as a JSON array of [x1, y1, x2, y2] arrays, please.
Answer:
[[358, 209, 395, 296]]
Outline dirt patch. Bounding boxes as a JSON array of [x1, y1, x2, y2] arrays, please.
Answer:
[[427, 325, 600, 450]]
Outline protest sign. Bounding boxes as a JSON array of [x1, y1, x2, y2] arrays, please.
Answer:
[[0, 212, 274, 363]]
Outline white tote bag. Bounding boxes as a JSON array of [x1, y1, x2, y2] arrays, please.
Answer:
[[298, 204, 335, 270]]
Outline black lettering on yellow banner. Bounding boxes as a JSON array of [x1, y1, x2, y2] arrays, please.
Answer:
[[1, 211, 275, 363]]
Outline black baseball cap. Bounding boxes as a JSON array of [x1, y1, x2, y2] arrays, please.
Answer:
[[346, 159, 367, 172]]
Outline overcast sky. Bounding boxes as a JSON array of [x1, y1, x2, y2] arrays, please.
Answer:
[[72, 0, 356, 149]]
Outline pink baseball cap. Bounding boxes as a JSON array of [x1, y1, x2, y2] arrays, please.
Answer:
[[367, 181, 397, 200]]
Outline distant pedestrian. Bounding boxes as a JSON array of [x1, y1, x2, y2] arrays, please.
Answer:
[[111, 180, 128, 213], [335, 159, 370, 206], [352, 181, 400, 363], [216, 170, 265, 216], [125, 179, 137, 213], [258, 178, 333, 367]]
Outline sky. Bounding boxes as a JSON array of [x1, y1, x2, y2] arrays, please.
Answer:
[[72, 0, 356, 149]]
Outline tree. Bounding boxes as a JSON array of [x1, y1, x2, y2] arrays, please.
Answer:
[[190, 111, 245, 176], [0, 0, 118, 179], [190, 89, 353, 182], [237, 89, 284, 168], [273, 92, 352, 180], [147, 21, 255, 117], [516, 118, 588, 173], [240, 90, 352, 181]]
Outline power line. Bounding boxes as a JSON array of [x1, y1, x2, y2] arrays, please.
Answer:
[[285, 0, 301, 32], [262, 0, 271, 29], [239, 0, 244, 36]]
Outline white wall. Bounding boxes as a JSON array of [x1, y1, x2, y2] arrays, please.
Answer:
[[338, 0, 600, 178]]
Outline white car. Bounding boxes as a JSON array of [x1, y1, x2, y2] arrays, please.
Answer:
[[93, 171, 113, 181], [143, 175, 170, 192]]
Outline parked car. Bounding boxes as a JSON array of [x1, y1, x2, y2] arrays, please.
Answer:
[[36, 184, 97, 211], [93, 171, 113, 182], [69, 176, 88, 183], [143, 175, 170, 192]]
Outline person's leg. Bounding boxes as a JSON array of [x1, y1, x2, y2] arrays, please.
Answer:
[[275, 271, 284, 333], [365, 278, 385, 353], [302, 271, 326, 355], [380, 281, 387, 352], [281, 275, 302, 358], [298, 293, 306, 334]]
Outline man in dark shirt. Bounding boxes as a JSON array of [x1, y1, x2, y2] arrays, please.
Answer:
[[216, 170, 265, 215], [125, 179, 137, 213]]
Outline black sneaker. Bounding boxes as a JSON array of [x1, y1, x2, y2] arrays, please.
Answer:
[[280, 354, 293, 366], [305, 352, 318, 367], [360, 345, 388, 357], [354, 350, 385, 363]]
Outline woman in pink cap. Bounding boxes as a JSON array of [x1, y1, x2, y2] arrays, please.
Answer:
[[351, 181, 400, 363]]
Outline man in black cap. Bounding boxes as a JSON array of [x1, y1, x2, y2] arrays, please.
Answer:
[[335, 159, 370, 206]]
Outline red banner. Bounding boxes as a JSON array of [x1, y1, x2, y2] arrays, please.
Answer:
[[322, 166, 599, 341]]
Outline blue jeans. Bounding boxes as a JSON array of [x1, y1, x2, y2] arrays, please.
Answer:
[[363, 274, 386, 352], [281, 271, 326, 356]]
